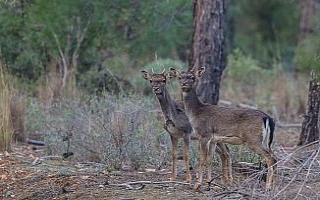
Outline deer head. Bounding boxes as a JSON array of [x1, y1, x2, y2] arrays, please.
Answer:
[[141, 69, 173, 96], [169, 67, 205, 92]]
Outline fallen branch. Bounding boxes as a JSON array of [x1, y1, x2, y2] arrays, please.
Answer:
[[27, 139, 45, 146], [105, 180, 191, 190], [211, 189, 251, 199], [277, 123, 302, 128], [32, 156, 63, 165]]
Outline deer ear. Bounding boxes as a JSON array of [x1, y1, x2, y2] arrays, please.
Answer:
[[195, 67, 205, 77], [141, 70, 150, 80]]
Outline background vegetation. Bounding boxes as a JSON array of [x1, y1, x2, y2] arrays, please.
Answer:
[[0, 0, 319, 169]]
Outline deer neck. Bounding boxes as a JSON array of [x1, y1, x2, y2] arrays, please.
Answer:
[[182, 86, 203, 114], [156, 87, 175, 120]]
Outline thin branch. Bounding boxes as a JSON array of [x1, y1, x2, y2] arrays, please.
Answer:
[[52, 31, 68, 92], [32, 155, 63, 165], [106, 180, 191, 190], [211, 189, 251, 199]]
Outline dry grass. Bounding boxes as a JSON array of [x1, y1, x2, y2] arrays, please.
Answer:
[[221, 71, 308, 123], [1, 68, 320, 199], [37, 60, 63, 106], [10, 93, 26, 142], [0, 63, 12, 152]]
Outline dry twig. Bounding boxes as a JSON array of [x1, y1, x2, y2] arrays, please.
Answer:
[[105, 180, 191, 190]]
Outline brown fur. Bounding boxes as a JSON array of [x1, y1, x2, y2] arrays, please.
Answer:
[[141, 69, 232, 184], [170, 67, 277, 191]]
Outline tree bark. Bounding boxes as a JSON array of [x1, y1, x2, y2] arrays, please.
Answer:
[[298, 71, 320, 146], [189, 0, 227, 105]]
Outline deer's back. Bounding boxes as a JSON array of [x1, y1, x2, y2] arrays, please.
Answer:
[[192, 105, 272, 144]]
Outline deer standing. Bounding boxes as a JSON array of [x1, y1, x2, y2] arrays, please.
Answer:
[[169, 67, 277, 191], [141, 69, 232, 184]]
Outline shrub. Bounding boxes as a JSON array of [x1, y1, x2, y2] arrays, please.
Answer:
[[226, 49, 269, 85], [295, 34, 320, 73], [78, 65, 121, 95], [25, 94, 175, 170], [224, 49, 274, 102]]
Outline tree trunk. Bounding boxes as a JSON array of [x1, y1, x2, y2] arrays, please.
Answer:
[[298, 0, 317, 43], [295, 0, 318, 76], [189, 0, 227, 105], [298, 71, 320, 146]]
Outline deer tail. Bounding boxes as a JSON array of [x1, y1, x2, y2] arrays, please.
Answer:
[[262, 117, 275, 150]]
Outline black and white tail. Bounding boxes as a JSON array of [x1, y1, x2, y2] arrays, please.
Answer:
[[262, 116, 275, 151]]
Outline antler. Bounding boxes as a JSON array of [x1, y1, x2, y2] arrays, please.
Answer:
[[189, 65, 196, 73], [161, 68, 166, 74]]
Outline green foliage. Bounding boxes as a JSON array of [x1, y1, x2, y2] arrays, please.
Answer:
[[229, 0, 299, 68], [78, 65, 121, 95], [224, 49, 276, 103], [0, 0, 308, 94], [0, 0, 193, 90], [295, 34, 320, 73], [226, 49, 271, 85]]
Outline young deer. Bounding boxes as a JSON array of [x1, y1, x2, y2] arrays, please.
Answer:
[[141, 69, 232, 184], [169, 67, 277, 191]]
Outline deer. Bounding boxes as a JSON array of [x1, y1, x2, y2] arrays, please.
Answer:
[[141, 69, 232, 184], [169, 67, 277, 191]]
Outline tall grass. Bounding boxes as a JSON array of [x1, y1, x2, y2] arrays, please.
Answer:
[[0, 63, 12, 152]]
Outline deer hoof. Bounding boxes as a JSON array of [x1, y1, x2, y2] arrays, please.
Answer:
[[194, 183, 202, 192], [265, 184, 272, 192]]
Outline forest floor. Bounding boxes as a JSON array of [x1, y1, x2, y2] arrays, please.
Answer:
[[1, 127, 320, 200]]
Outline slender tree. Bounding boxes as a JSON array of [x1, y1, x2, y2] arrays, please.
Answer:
[[189, 0, 227, 105], [298, 71, 320, 146]]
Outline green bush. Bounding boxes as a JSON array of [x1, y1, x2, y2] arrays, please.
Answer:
[[224, 49, 276, 103], [226, 49, 268, 85], [295, 34, 320, 73]]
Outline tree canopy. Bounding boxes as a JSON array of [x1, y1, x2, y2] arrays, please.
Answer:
[[0, 0, 318, 93]]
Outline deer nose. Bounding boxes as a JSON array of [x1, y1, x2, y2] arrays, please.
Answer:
[[181, 82, 188, 86], [153, 87, 161, 92]]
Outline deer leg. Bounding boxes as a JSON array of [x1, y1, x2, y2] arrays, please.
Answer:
[[183, 136, 192, 183], [238, 144, 244, 161], [194, 138, 210, 191], [217, 143, 233, 185], [251, 146, 277, 191], [170, 136, 178, 181], [264, 153, 277, 190], [206, 142, 213, 184]]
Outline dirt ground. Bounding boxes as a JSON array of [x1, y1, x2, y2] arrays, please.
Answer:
[[1, 127, 320, 200], [0, 145, 253, 200]]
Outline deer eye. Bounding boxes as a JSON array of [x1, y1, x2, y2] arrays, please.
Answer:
[[149, 80, 153, 83]]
